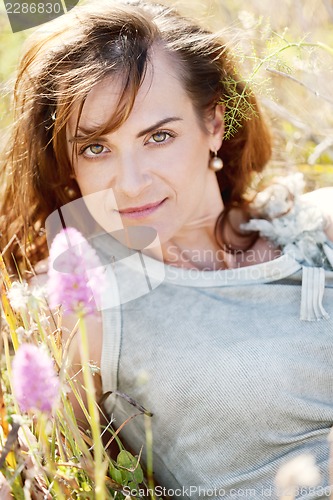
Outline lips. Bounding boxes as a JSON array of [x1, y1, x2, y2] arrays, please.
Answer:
[[117, 198, 167, 219], [118, 199, 165, 213]]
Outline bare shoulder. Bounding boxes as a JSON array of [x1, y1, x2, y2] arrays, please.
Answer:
[[302, 187, 333, 242]]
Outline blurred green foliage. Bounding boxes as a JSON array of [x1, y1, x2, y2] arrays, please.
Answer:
[[0, 0, 333, 187]]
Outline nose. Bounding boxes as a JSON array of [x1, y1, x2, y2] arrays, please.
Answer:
[[116, 152, 152, 198]]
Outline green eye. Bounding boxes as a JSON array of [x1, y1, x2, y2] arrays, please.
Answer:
[[152, 132, 168, 143], [89, 144, 104, 155], [79, 143, 109, 159]]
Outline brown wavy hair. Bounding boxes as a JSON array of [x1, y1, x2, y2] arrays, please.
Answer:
[[0, 0, 271, 274]]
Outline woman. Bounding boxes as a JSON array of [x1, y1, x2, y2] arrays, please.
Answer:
[[1, 0, 333, 497]]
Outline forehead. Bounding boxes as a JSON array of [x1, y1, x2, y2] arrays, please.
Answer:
[[68, 48, 193, 133]]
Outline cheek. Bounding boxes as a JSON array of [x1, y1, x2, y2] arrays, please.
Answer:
[[166, 151, 210, 210], [164, 132, 209, 175], [74, 166, 112, 196], [73, 171, 91, 196], [174, 138, 210, 182]]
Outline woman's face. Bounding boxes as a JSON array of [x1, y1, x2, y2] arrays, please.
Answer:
[[67, 48, 224, 245]]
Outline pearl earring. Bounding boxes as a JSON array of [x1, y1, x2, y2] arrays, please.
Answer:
[[64, 185, 77, 199], [209, 151, 223, 172]]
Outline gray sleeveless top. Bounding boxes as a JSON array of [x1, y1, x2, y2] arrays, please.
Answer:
[[94, 176, 333, 499]]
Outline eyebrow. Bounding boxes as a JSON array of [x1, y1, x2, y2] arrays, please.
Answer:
[[68, 116, 183, 143], [135, 117, 183, 138]]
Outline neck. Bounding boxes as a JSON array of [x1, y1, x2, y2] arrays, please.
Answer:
[[160, 180, 237, 271], [161, 233, 236, 271]]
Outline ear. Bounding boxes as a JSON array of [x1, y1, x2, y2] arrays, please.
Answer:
[[207, 104, 225, 151]]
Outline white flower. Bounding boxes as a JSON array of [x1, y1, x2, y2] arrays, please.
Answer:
[[275, 454, 321, 494], [7, 282, 48, 313], [7, 282, 31, 312], [241, 174, 331, 269], [30, 285, 48, 307], [15, 326, 32, 341]]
